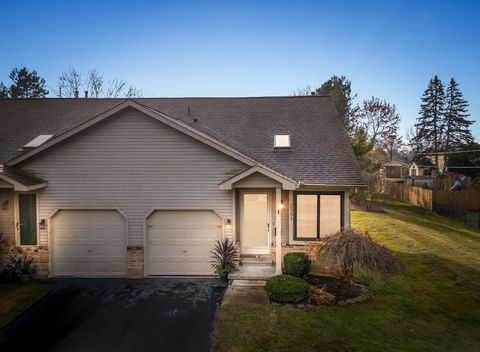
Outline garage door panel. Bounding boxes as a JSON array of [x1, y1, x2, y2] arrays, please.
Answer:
[[147, 210, 222, 275], [52, 210, 127, 277]]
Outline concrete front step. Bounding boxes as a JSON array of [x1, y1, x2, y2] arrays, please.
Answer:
[[231, 279, 266, 288], [229, 264, 276, 281], [241, 256, 273, 266]]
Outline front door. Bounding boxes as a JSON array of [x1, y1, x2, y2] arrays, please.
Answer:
[[18, 194, 37, 245], [241, 191, 270, 254]]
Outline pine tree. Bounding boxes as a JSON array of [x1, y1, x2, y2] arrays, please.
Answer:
[[415, 75, 446, 166], [0, 82, 8, 98], [444, 78, 474, 151], [8, 67, 49, 98]]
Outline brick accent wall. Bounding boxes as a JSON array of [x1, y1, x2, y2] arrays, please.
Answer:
[[271, 244, 307, 266], [127, 246, 144, 277], [22, 246, 49, 277]]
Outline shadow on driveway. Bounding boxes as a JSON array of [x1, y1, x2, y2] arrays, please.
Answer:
[[0, 278, 226, 352]]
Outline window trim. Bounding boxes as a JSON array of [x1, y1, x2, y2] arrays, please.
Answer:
[[293, 191, 344, 241]]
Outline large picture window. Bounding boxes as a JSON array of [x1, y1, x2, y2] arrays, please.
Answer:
[[294, 192, 343, 240]]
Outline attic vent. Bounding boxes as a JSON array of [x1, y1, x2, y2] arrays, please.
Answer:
[[274, 135, 291, 148], [23, 135, 54, 148]]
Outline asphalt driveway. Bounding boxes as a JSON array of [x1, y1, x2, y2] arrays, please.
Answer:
[[0, 278, 226, 352]]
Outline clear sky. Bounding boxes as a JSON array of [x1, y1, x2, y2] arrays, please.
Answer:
[[1, 0, 479, 139]]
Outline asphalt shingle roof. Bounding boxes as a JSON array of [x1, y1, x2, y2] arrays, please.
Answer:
[[0, 96, 365, 186]]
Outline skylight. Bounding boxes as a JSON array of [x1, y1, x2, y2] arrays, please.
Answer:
[[274, 135, 291, 148], [23, 135, 54, 148]]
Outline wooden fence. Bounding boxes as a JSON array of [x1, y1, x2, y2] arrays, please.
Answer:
[[385, 183, 480, 230], [385, 183, 433, 210], [434, 190, 480, 212]]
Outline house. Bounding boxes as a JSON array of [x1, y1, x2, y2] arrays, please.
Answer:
[[407, 158, 437, 188], [383, 161, 408, 181], [0, 97, 365, 278]]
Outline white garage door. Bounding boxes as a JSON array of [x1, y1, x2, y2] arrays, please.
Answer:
[[147, 210, 222, 275], [52, 210, 127, 277]]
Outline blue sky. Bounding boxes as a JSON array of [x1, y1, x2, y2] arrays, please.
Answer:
[[1, 0, 479, 139]]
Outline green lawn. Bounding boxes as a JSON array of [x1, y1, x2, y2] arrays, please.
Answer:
[[0, 280, 53, 328], [211, 199, 480, 352]]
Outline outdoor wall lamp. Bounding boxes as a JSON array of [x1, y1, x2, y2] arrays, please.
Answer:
[[225, 219, 232, 230], [39, 219, 47, 230], [279, 200, 284, 210]]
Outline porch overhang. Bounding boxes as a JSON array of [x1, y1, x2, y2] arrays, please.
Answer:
[[0, 165, 47, 191], [219, 166, 297, 190]]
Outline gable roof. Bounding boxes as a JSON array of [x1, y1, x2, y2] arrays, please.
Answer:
[[0, 165, 47, 191], [0, 96, 365, 186]]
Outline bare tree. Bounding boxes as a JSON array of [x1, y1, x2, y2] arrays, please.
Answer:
[[85, 69, 104, 98], [106, 79, 127, 98], [358, 97, 400, 147], [58, 67, 82, 97], [124, 85, 142, 98], [292, 85, 314, 96]]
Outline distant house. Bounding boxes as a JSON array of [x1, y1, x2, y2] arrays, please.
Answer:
[[407, 158, 436, 188], [383, 161, 408, 181]]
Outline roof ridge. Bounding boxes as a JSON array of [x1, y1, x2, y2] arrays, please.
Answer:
[[0, 95, 331, 101]]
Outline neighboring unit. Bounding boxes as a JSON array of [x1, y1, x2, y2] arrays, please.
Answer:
[[0, 97, 364, 278]]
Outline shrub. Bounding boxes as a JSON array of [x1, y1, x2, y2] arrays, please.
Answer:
[[266, 274, 310, 303], [283, 252, 311, 278]]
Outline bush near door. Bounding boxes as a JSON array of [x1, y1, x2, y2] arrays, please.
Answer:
[[283, 252, 311, 278]]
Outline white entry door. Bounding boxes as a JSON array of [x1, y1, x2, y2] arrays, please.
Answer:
[[147, 210, 222, 275], [52, 210, 127, 277], [241, 192, 270, 254]]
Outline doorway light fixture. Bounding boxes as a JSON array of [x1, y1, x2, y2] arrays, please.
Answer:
[[225, 219, 232, 230]]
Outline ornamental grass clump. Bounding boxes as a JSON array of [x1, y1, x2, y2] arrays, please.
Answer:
[[315, 228, 403, 284], [210, 238, 238, 280]]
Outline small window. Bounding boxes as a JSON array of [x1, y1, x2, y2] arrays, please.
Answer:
[[411, 167, 417, 176], [294, 192, 343, 240], [274, 135, 291, 148]]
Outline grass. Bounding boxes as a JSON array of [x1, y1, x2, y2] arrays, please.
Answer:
[[0, 280, 53, 328], [211, 198, 480, 352]]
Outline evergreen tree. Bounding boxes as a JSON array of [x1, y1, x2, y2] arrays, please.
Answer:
[[444, 78, 474, 150], [0, 82, 8, 98], [316, 75, 359, 135], [8, 67, 49, 98], [415, 75, 446, 166]]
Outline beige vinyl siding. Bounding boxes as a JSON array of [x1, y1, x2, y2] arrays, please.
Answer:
[[0, 189, 15, 244], [232, 172, 282, 188], [21, 108, 248, 246]]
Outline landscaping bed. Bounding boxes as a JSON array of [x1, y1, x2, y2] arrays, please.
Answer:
[[307, 274, 362, 303]]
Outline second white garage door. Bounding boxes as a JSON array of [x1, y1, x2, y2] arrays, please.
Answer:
[[52, 209, 127, 277], [147, 210, 222, 275]]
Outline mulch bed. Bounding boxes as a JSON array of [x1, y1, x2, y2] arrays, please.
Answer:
[[307, 275, 361, 302]]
